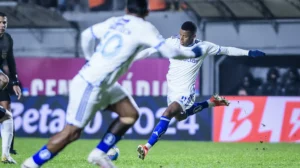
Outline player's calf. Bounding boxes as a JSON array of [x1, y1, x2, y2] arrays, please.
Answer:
[[137, 116, 170, 160], [95, 116, 137, 155], [47, 125, 82, 151], [185, 100, 210, 117], [89, 119, 137, 166], [185, 94, 230, 117], [90, 97, 139, 166], [137, 102, 181, 159]]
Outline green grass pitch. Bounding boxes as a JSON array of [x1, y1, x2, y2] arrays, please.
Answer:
[[1, 138, 299, 168]]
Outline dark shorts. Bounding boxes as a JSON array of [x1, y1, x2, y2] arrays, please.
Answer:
[[0, 89, 11, 102]]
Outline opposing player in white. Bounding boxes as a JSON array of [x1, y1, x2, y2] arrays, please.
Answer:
[[136, 21, 266, 160], [21, 1, 205, 168]]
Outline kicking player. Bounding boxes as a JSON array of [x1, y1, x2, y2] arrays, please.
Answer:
[[0, 12, 22, 164], [136, 21, 266, 160], [21, 1, 204, 168]]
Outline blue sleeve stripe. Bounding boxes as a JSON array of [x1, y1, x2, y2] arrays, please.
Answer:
[[216, 46, 221, 55], [154, 41, 165, 49], [90, 27, 97, 39], [192, 47, 202, 58]]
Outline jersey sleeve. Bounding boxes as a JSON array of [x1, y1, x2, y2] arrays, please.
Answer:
[[200, 41, 222, 55], [140, 24, 200, 59], [201, 41, 249, 56], [134, 48, 158, 61]]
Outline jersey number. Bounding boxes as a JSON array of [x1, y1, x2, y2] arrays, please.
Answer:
[[101, 34, 123, 57]]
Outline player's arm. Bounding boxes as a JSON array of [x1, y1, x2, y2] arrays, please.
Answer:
[[141, 24, 202, 59], [81, 18, 114, 61], [6, 35, 19, 85], [202, 41, 265, 57], [154, 40, 202, 60], [6, 34, 22, 99], [135, 38, 181, 61], [134, 47, 158, 61], [81, 27, 96, 61]]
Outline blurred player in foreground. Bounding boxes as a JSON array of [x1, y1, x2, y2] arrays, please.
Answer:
[[136, 21, 266, 160], [0, 12, 22, 164], [21, 0, 204, 168]]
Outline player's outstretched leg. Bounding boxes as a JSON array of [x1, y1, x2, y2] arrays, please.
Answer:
[[88, 97, 139, 168], [137, 102, 182, 160], [22, 125, 82, 168], [184, 94, 230, 118]]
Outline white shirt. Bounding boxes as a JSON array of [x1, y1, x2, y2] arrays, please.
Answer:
[[136, 36, 249, 94], [79, 15, 199, 88]]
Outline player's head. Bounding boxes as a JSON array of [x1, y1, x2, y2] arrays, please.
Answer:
[[126, 0, 149, 18], [179, 21, 197, 46], [0, 12, 7, 35]]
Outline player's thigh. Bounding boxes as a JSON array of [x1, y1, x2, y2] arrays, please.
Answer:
[[66, 75, 101, 129], [167, 91, 196, 112], [106, 83, 139, 119]]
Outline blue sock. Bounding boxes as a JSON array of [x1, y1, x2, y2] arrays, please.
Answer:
[[32, 145, 58, 166], [147, 116, 170, 146], [186, 101, 209, 116], [97, 132, 121, 153]]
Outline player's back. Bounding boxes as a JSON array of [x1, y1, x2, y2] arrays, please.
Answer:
[[79, 15, 152, 88]]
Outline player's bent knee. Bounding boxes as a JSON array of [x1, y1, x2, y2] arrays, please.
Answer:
[[120, 116, 137, 125], [175, 114, 187, 121], [62, 124, 82, 142], [163, 107, 180, 118], [163, 102, 183, 118]]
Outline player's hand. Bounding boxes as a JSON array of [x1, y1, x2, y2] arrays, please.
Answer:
[[248, 50, 266, 57], [13, 85, 22, 100]]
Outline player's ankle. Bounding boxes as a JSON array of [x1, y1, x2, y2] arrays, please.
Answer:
[[2, 146, 10, 156], [145, 143, 151, 149], [207, 100, 215, 107]]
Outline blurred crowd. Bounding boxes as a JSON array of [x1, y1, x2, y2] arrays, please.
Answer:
[[236, 68, 300, 96], [10, 0, 182, 13]]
